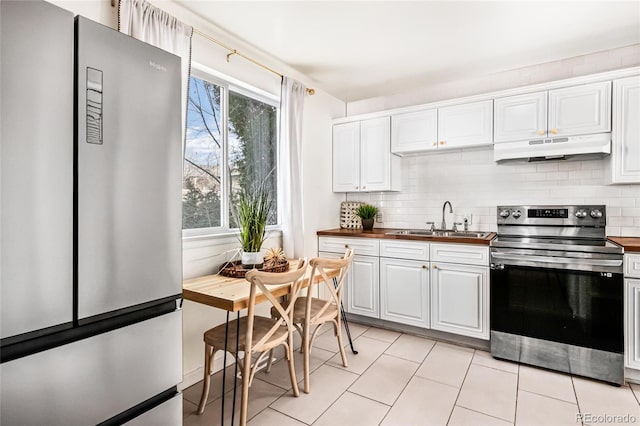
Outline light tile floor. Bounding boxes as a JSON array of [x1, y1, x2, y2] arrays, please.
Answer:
[[183, 324, 640, 425]]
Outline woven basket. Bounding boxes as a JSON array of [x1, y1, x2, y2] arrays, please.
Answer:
[[340, 201, 364, 229], [219, 259, 290, 278]]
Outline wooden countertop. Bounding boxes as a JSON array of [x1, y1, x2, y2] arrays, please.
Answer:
[[317, 228, 496, 245], [608, 237, 640, 253]]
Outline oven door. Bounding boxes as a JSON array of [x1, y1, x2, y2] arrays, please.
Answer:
[[490, 251, 623, 354]]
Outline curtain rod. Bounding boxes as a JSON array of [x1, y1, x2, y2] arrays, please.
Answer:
[[112, 0, 315, 95], [192, 29, 315, 95]]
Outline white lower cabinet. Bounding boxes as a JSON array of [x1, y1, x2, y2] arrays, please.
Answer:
[[318, 236, 490, 339], [625, 252, 640, 371], [380, 258, 429, 328], [626, 278, 640, 369], [318, 251, 379, 319], [430, 262, 489, 340], [347, 255, 380, 319]]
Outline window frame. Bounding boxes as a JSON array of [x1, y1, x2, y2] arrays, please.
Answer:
[[182, 63, 281, 240]]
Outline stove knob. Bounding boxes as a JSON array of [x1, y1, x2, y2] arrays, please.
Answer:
[[590, 209, 603, 218], [512, 209, 522, 219], [575, 210, 587, 219], [499, 209, 510, 218]]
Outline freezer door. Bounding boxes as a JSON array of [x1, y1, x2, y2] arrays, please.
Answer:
[[126, 393, 183, 426], [0, 310, 182, 425], [0, 1, 74, 339], [75, 17, 183, 320]]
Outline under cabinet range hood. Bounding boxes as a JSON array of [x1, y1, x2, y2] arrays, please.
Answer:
[[493, 133, 611, 162]]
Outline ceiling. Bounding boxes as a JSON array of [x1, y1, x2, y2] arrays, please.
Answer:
[[177, 1, 640, 102]]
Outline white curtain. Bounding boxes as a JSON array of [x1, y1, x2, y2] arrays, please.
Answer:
[[279, 77, 306, 258], [118, 0, 193, 146]]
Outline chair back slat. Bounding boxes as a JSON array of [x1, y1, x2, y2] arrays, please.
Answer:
[[307, 249, 353, 322], [245, 258, 308, 351]]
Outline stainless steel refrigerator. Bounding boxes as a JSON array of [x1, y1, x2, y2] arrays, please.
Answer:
[[1, 1, 183, 424]]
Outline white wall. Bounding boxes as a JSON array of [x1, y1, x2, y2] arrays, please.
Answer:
[[345, 46, 640, 237], [45, 0, 345, 386]]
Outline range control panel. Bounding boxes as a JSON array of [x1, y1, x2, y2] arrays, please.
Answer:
[[497, 205, 606, 226]]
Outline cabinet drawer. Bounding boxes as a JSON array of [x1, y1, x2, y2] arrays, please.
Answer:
[[430, 243, 489, 266], [318, 237, 379, 256], [380, 240, 429, 261], [626, 254, 640, 279]]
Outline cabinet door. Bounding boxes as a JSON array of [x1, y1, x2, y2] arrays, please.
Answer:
[[347, 255, 380, 318], [437, 100, 493, 148], [380, 258, 429, 328], [360, 117, 392, 191], [494, 91, 547, 143], [548, 81, 611, 137], [430, 262, 489, 339], [391, 109, 438, 154], [626, 278, 640, 369], [612, 76, 640, 183], [332, 122, 360, 192]]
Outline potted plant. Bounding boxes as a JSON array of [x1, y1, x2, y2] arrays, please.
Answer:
[[357, 204, 378, 231], [232, 183, 273, 269]]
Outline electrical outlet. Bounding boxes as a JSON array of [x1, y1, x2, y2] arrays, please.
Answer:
[[375, 211, 383, 223]]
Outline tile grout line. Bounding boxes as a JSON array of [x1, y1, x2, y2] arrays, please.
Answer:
[[268, 328, 391, 426], [513, 363, 519, 425], [377, 337, 439, 425], [516, 388, 580, 406], [571, 376, 585, 426], [445, 348, 476, 426]]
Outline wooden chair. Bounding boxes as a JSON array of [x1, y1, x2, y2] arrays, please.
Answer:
[[269, 249, 353, 393], [197, 258, 308, 425]]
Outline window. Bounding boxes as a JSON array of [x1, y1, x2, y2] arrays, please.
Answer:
[[182, 68, 278, 235]]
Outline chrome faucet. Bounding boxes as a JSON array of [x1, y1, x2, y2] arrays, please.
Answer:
[[441, 201, 453, 230]]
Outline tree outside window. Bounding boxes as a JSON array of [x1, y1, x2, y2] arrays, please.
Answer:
[[182, 73, 278, 232]]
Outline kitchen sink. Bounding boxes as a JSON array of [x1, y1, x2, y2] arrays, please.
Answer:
[[385, 229, 491, 238]]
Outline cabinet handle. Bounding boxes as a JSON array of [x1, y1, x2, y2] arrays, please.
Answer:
[[537, 129, 545, 135], [439, 140, 446, 145], [345, 244, 349, 248], [355, 186, 359, 190], [433, 264, 438, 269], [432, 142, 437, 147], [422, 265, 427, 269], [363, 186, 366, 189], [551, 128, 558, 135]]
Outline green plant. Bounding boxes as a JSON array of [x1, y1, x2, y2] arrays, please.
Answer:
[[231, 182, 273, 252], [357, 204, 378, 220]]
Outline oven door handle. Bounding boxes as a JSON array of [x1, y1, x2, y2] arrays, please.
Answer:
[[491, 252, 623, 268]]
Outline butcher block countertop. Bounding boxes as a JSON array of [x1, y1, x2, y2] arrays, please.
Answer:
[[317, 228, 496, 245], [608, 237, 640, 253]]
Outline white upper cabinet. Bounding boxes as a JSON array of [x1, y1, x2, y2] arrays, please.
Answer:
[[437, 100, 493, 148], [611, 76, 640, 183], [332, 117, 401, 192], [361, 117, 393, 191], [495, 81, 611, 144], [391, 109, 438, 154], [494, 91, 548, 143], [548, 81, 611, 137], [332, 122, 360, 192]]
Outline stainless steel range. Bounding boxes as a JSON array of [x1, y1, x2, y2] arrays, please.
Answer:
[[490, 205, 624, 384]]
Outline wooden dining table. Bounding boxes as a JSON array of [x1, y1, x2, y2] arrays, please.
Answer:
[[182, 260, 357, 425], [182, 260, 340, 311]]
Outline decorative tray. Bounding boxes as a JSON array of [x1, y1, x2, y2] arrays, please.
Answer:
[[219, 259, 290, 278]]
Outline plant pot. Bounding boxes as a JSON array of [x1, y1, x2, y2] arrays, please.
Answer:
[[241, 251, 264, 269], [361, 218, 375, 231]]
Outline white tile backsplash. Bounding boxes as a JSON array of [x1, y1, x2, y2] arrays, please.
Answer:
[[346, 148, 640, 236]]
